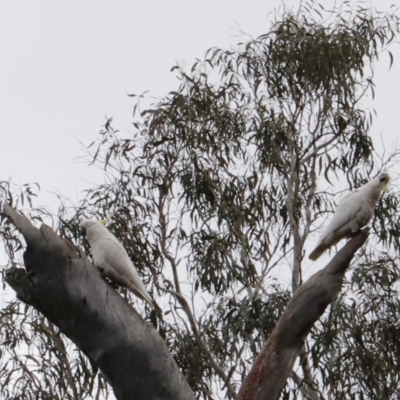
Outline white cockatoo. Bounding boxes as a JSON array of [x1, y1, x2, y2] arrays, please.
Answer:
[[309, 171, 391, 261], [79, 219, 157, 310]]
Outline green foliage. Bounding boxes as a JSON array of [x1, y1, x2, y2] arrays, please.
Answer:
[[310, 255, 400, 399], [1, 1, 400, 399]]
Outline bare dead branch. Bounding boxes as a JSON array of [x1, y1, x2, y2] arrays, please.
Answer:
[[2, 204, 196, 400]]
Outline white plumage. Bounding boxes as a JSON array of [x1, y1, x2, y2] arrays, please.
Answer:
[[79, 219, 156, 310], [309, 171, 390, 261]]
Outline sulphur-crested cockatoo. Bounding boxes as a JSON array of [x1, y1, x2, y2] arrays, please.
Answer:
[[79, 219, 157, 310], [309, 171, 390, 261]]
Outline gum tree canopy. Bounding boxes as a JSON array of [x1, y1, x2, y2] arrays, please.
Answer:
[[1, 2, 400, 400]]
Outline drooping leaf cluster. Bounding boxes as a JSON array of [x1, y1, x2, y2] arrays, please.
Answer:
[[1, 2, 400, 399], [310, 253, 400, 399], [0, 181, 110, 400]]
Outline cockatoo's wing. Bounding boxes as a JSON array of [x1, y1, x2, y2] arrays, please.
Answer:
[[81, 219, 162, 313], [92, 236, 155, 309], [309, 188, 369, 261]]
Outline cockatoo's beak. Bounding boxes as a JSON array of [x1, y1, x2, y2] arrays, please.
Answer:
[[382, 181, 391, 192], [99, 216, 113, 226]]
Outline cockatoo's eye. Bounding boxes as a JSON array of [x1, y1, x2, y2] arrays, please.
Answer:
[[379, 172, 390, 183], [379, 173, 391, 192]]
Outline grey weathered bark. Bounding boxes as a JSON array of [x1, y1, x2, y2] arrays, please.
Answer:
[[237, 229, 369, 400], [3, 204, 196, 400]]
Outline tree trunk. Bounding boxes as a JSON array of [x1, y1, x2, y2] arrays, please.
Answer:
[[237, 230, 369, 400], [3, 204, 369, 400], [3, 204, 196, 400]]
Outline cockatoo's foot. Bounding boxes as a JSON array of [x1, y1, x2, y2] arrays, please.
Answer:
[[97, 267, 119, 289], [97, 266, 107, 279]]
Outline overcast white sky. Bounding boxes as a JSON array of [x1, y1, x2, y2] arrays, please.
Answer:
[[0, 0, 295, 206], [1, 0, 399, 210]]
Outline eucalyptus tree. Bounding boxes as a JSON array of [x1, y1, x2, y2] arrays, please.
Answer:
[[1, 2, 400, 399]]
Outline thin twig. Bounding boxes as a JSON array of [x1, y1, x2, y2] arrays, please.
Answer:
[[47, 322, 79, 399], [157, 185, 237, 398]]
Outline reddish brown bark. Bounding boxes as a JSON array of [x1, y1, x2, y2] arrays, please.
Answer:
[[237, 230, 368, 400]]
